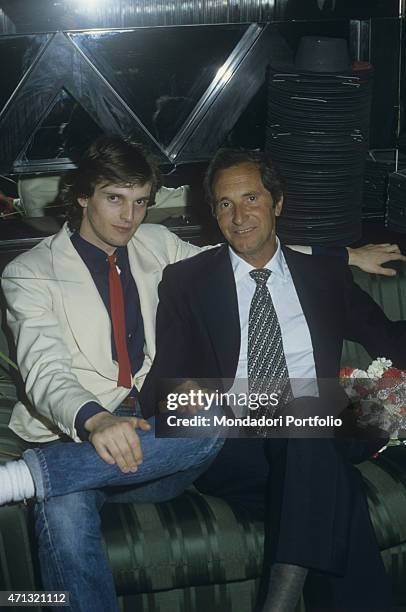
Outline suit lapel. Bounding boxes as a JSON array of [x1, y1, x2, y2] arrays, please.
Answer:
[[192, 245, 240, 379], [282, 246, 341, 378], [51, 227, 118, 380]]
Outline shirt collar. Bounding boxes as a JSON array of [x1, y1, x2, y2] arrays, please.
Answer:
[[71, 231, 127, 272], [228, 237, 286, 283]]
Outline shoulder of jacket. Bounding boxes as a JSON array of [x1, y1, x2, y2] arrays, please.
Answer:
[[3, 234, 54, 275], [133, 223, 173, 242], [164, 244, 223, 277], [282, 246, 348, 291], [283, 244, 345, 268]]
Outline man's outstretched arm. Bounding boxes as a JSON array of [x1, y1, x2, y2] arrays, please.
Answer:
[[346, 243, 406, 276], [289, 242, 406, 275]]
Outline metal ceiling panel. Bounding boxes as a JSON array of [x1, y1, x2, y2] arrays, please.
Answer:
[[169, 24, 287, 162], [0, 31, 169, 173], [0, 23, 281, 173]]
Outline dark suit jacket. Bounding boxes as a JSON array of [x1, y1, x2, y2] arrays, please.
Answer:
[[141, 244, 406, 416]]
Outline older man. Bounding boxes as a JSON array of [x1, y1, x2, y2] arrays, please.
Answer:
[[142, 148, 406, 611]]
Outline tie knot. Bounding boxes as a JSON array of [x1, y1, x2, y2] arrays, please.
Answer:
[[250, 268, 271, 287], [108, 254, 117, 266]]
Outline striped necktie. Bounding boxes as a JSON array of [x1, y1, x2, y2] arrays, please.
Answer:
[[248, 268, 293, 419]]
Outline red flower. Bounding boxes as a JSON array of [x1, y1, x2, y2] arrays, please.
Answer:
[[340, 367, 355, 378], [377, 377, 397, 391], [382, 368, 403, 379]]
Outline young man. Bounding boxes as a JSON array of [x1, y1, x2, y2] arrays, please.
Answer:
[[141, 148, 406, 611], [0, 136, 224, 612], [0, 137, 404, 611]]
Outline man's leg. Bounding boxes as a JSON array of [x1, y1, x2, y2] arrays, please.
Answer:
[[33, 443, 219, 612], [194, 437, 308, 612], [195, 411, 391, 611], [303, 464, 392, 611], [0, 418, 223, 502], [194, 438, 268, 520], [261, 436, 392, 611], [34, 489, 116, 612]]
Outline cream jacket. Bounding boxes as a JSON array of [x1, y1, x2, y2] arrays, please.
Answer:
[[2, 223, 201, 443]]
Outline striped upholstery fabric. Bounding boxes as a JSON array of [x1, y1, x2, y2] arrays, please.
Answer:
[[0, 400, 28, 461], [0, 504, 37, 595], [116, 580, 261, 612], [99, 449, 406, 611], [102, 492, 263, 594], [0, 402, 37, 597], [360, 447, 406, 608]]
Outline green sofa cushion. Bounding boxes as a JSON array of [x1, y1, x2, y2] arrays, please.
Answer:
[[342, 265, 406, 369]]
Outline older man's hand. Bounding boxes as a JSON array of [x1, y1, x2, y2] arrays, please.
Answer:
[[85, 412, 151, 473], [347, 243, 406, 276]]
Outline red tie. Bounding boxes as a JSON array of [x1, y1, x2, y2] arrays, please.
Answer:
[[108, 253, 132, 388]]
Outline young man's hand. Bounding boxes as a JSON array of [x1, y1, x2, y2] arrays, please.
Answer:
[[84, 412, 151, 473], [347, 243, 406, 276]]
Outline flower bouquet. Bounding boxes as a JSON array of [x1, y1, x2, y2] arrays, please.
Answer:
[[340, 358, 406, 447]]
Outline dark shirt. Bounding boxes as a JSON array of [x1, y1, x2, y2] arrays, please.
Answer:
[[71, 232, 145, 439]]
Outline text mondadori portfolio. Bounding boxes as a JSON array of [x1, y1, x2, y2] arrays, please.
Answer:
[[166, 415, 342, 428]]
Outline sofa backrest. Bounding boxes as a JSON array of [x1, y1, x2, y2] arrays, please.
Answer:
[[341, 264, 406, 369]]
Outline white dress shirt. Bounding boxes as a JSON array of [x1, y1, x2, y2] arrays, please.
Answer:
[[229, 239, 318, 401]]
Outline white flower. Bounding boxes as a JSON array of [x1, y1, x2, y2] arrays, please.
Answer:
[[350, 369, 368, 378], [367, 357, 392, 379]]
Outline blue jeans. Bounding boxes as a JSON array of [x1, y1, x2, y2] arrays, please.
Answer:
[[23, 414, 223, 612]]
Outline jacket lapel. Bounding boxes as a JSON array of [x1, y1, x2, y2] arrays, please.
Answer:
[[126, 238, 162, 364], [192, 245, 241, 379], [51, 226, 118, 380], [282, 246, 341, 378]]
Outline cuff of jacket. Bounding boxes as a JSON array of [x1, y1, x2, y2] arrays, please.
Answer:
[[75, 402, 109, 441]]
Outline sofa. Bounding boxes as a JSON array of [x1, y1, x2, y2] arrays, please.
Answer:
[[0, 265, 406, 611]]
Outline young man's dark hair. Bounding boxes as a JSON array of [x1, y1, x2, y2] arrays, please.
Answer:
[[59, 135, 162, 230], [204, 148, 285, 214]]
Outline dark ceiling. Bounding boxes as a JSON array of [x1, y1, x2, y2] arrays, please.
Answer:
[[0, 0, 400, 35]]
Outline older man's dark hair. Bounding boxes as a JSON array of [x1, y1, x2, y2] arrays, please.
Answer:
[[204, 148, 285, 214], [59, 135, 161, 230]]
